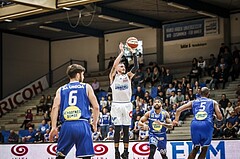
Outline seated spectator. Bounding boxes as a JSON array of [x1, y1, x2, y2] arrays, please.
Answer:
[[132, 68, 144, 88], [170, 104, 177, 121], [151, 66, 160, 86], [22, 127, 35, 143], [133, 115, 141, 140], [185, 83, 192, 95], [8, 130, 19, 143], [45, 95, 53, 112], [99, 108, 111, 139], [100, 96, 107, 110], [144, 91, 153, 105], [25, 121, 35, 130], [92, 127, 102, 141], [176, 89, 185, 106], [197, 56, 206, 77], [43, 108, 51, 123], [104, 126, 114, 141], [106, 95, 112, 112], [209, 66, 221, 90], [207, 54, 217, 76], [230, 57, 240, 81], [36, 95, 46, 115], [219, 94, 230, 110], [225, 102, 234, 119], [162, 69, 173, 89], [20, 109, 33, 129], [138, 126, 149, 141], [218, 65, 228, 89], [38, 119, 50, 135], [129, 129, 134, 140], [91, 78, 100, 96], [44, 129, 50, 142], [213, 118, 225, 138], [223, 122, 237, 139], [226, 110, 239, 132], [135, 86, 145, 99], [34, 129, 44, 143], [169, 91, 177, 106], [166, 83, 175, 99], [188, 64, 200, 85], [144, 67, 152, 88], [232, 46, 240, 60]]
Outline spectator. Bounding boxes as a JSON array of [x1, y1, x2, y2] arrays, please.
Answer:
[[38, 119, 50, 135], [166, 83, 175, 99], [8, 130, 19, 143], [151, 66, 160, 86], [218, 65, 228, 89], [0, 131, 4, 143], [225, 102, 234, 119], [144, 91, 153, 105], [104, 126, 114, 141], [191, 58, 198, 66], [91, 78, 100, 96], [43, 108, 51, 123], [99, 107, 111, 139], [34, 129, 44, 143], [197, 56, 206, 77], [132, 115, 141, 140], [213, 118, 225, 138], [209, 66, 221, 90], [169, 91, 177, 106], [162, 69, 173, 89], [219, 94, 230, 110], [188, 89, 196, 100], [232, 46, 240, 60], [92, 127, 102, 141], [218, 43, 226, 62], [207, 54, 217, 76], [132, 68, 144, 88], [157, 90, 166, 104], [106, 95, 112, 112], [135, 86, 145, 99], [45, 95, 53, 112], [25, 121, 35, 130], [138, 126, 149, 141], [132, 106, 144, 129], [44, 129, 50, 142], [226, 110, 239, 132], [188, 64, 200, 85], [159, 66, 167, 83], [20, 109, 33, 129], [144, 67, 152, 88], [100, 96, 107, 111], [180, 76, 188, 90], [230, 57, 240, 81], [222, 47, 232, 71], [22, 127, 35, 143], [36, 95, 46, 115], [176, 89, 185, 106], [223, 122, 237, 139]]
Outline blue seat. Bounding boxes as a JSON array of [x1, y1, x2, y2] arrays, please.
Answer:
[[1, 130, 10, 143], [18, 130, 29, 138]]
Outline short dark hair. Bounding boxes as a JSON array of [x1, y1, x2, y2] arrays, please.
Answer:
[[154, 96, 163, 103], [66, 64, 85, 79]]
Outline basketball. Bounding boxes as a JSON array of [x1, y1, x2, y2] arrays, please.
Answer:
[[126, 37, 138, 49]]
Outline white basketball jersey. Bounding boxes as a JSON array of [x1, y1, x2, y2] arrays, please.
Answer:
[[111, 74, 132, 102]]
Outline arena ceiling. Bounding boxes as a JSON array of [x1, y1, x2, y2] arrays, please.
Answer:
[[0, 0, 240, 41]]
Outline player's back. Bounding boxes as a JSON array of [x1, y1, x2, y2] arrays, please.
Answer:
[[59, 81, 91, 123], [192, 97, 214, 124]]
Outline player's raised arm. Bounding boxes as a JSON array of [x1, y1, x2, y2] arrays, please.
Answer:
[[173, 101, 192, 126], [49, 88, 61, 142], [127, 49, 139, 79], [213, 100, 223, 121], [87, 83, 100, 132], [109, 42, 124, 84]]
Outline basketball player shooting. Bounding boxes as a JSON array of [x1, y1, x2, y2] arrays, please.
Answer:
[[109, 40, 139, 159]]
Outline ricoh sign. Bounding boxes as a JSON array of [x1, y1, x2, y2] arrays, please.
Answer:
[[0, 76, 49, 117], [1, 140, 238, 159]]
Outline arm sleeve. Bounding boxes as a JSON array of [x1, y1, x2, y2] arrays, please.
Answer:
[[130, 53, 139, 73]]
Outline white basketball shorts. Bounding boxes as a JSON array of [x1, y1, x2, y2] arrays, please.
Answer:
[[111, 102, 133, 126]]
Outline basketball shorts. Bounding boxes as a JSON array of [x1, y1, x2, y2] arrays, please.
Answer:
[[191, 120, 214, 147], [111, 102, 133, 126], [149, 133, 167, 155], [57, 120, 94, 158]]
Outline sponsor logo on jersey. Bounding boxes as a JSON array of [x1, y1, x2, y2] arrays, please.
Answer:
[[195, 111, 208, 120], [63, 106, 81, 120]]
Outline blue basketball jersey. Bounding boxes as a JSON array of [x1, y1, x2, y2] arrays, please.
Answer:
[[59, 81, 91, 123], [99, 113, 111, 126], [192, 97, 214, 124], [148, 109, 167, 136]]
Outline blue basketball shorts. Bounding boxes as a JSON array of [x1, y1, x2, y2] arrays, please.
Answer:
[[57, 120, 94, 158], [149, 133, 167, 154]]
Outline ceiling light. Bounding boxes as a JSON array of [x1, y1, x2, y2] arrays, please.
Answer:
[[98, 15, 120, 22], [62, 7, 71, 11], [197, 11, 217, 18], [39, 26, 62, 32], [58, 0, 90, 7], [129, 22, 149, 28], [4, 19, 13, 22], [0, 9, 43, 20], [167, 2, 188, 10]]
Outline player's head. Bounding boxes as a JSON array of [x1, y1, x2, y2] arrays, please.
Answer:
[[201, 87, 210, 97], [153, 97, 163, 110], [66, 64, 85, 82], [117, 62, 126, 74]]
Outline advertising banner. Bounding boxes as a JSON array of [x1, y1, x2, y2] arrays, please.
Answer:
[[0, 140, 239, 159]]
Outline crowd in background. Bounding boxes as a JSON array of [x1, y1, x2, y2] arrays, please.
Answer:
[[0, 44, 239, 143]]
